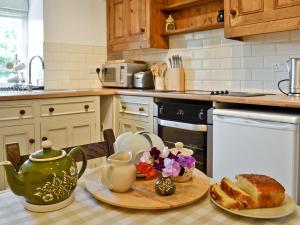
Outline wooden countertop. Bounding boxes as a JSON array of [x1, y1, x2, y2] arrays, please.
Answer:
[[1, 88, 300, 108]]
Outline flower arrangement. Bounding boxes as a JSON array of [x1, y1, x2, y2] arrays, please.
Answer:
[[136, 147, 196, 180]]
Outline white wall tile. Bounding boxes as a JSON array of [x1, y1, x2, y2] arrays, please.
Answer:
[[241, 57, 264, 69], [291, 30, 300, 41], [251, 69, 275, 81], [122, 30, 297, 92], [252, 44, 276, 56]]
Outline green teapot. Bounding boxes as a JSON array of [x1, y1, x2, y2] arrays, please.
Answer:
[[0, 140, 87, 212]]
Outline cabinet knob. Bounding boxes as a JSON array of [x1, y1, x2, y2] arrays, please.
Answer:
[[139, 107, 144, 112], [29, 138, 35, 144], [121, 105, 126, 110], [42, 137, 48, 141], [84, 104, 89, 110], [19, 109, 26, 115], [230, 9, 237, 16], [49, 107, 55, 113], [140, 27, 145, 33]]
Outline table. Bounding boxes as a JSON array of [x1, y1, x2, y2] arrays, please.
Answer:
[[0, 170, 300, 225]]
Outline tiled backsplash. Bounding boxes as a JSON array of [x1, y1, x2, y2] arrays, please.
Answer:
[[123, 29, 300, 93], [44, 42, 106, 90]]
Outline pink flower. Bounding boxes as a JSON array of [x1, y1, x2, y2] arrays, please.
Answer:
[[162, 158, 181, 177]]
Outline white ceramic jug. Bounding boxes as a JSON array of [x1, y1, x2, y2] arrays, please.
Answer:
[[101, 151, 136, 192]]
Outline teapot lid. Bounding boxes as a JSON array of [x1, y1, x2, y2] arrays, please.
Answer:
[[30, 140, 66, 162], [171, 142, 193, 156]]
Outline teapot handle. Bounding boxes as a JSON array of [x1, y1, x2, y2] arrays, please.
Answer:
[[68, 147, 87, 179]]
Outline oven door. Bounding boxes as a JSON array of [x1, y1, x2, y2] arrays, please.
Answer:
[[154, 118, 213, 176]]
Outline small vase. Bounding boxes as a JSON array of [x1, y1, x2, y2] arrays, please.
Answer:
[[155, 176, 175, 196]]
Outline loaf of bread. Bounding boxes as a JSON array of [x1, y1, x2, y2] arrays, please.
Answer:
[[210, 174, 285, 210], [210, 184, 243, 210], [236, 174, 285, 208], [220, 177, 257, 208]]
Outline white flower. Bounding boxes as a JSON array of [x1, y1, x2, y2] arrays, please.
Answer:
[[42, 193, 53, 202], [70, 166, 76, 176], [160, 147, 170, 158]]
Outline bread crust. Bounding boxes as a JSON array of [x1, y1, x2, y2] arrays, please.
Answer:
[[236, 174, 285, 208]]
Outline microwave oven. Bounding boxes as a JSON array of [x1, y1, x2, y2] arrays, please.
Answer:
[[102, 62, 147, 88]]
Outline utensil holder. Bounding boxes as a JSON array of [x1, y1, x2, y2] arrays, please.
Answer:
[[165, 68, 185, 91], [154, 77, 165, 91]]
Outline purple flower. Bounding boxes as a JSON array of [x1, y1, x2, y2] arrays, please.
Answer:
[[153, 157, 165, 171], [162, 158, 181, 177], [150, 147, 160, 160], [177, 155, 196, 169], [167, 152, 178, 161]]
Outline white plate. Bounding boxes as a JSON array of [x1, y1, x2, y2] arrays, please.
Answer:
[[210, 194, 296, 219]]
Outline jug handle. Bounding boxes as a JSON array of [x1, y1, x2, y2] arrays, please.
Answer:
[[68, 147, 87, 179], [101, 164, 114, 189], [277, 79, 289, 95]]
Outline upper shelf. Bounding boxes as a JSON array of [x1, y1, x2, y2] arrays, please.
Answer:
[[161, 0, 217, 12]]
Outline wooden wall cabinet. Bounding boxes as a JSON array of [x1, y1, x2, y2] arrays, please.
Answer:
[[108, 0, 168, 51], [224, 0, 300, 38]]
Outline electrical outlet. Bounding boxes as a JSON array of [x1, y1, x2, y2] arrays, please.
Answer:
[[272, 62, 288, 72]]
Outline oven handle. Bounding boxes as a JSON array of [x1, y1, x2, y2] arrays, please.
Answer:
[[157, 118, 208, 132]]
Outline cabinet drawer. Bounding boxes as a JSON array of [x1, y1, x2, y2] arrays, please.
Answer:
[[0, 104, 34, 121], [119, 101, 149, 117], [40, 100, 96, 117]]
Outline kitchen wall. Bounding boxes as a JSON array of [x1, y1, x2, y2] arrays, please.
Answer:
[[43, 0, 107, 90], [123, 29, 300, 93], [27, 0, 43, 86]]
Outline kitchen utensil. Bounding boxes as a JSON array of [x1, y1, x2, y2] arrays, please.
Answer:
[[85, 167, 210, 209], [0, 140, 87, 212], [169, 58, 172, 68], [165, 68, 185, 91], [101, 151, 136, 192], [161, 63, 168, 78], [278, 58, 300, 96], [150, 63, 160, 77]]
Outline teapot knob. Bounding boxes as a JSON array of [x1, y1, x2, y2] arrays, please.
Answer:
[[175, 142, 183, 150], [41, 140, 53, 149]]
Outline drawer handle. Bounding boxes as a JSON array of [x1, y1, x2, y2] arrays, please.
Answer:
[[42, 137, 48, 141], [139, 107, 144, 112], [84, 104, 89, 110], [29, 138, 35, 144], [121, 105, 126, 110], [49, 107, 55, 113], [140, 27, 145, 33], [19, 109, 26, 115]]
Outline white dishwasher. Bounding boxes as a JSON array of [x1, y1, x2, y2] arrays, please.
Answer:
[[213, 109, 300, 203]]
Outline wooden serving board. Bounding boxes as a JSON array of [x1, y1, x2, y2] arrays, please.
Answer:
[[85, 168, 210, 210]]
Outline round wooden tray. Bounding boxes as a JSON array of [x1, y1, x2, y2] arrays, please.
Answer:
[[85, 167, 210, 210]]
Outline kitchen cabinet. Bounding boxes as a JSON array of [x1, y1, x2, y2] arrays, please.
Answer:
[[224, 0, 300, 38], [0, 124, 36, 190], [41, 118, 97, 149], [107, 0, 168, 51], [115, 95, 153, 135], [161, 0, 224, 37], [0, 96, 101, 190]]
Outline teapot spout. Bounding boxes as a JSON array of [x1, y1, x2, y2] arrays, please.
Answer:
[[0, 161, 25, 196]]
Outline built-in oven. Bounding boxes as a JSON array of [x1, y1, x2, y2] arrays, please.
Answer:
[[154, 98, 213, 177]]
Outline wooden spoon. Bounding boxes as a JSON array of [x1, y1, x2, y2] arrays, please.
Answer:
[[161, 63, 168, 78]]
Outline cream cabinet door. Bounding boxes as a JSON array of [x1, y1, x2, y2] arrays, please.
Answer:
[[119, 119, 151, 134], [41, 118, 97, 149], [0, 124, 36, 190]]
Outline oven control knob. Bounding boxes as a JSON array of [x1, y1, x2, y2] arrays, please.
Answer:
[[225, 90, 229, 94], [159, 106, 164, 114], [198, 110, 204, 120]]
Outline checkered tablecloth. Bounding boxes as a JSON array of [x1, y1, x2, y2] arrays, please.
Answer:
[[0, 170, 300, 225]]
